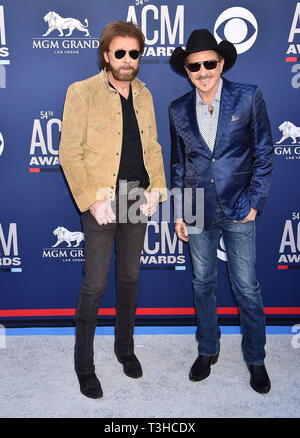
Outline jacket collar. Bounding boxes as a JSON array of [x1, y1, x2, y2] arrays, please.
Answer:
[[99, 68, 145, 95], [184, 90, 212, 158], [213, 78, 234, 157]]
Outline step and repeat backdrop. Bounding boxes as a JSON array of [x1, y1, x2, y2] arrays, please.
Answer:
[[0, 0, 299, 324]]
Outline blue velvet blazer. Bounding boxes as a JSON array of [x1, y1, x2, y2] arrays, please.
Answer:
[[170, 78, 274, 229]]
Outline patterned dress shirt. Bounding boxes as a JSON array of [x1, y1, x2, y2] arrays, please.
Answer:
[[195, 78, 223, 153]]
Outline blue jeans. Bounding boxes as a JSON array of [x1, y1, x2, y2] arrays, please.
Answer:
[[188, 203, 266, 365]]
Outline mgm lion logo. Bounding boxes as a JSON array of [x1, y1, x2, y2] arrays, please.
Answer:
[[276, 121, 300, 144], [43, 11, 90, 37], [52, 227, 84, 248]]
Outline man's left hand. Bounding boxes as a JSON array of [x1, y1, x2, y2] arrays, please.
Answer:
[[140, 191, 160, 217], [234, 208, 257, 223]]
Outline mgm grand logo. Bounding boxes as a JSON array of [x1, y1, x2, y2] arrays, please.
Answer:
[[33, 11, 99, 55], [274, 121, 300, 159], [42, 226, 85, 262]]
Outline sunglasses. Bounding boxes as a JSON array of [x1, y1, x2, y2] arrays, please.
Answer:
[[109, 49, 141, 60], [186, 59, 222, 72]]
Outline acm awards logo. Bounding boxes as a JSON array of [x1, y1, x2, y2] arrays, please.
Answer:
[[141, 222, 185, 267], [29, 111, 61, 172], [0, 5, 10, 89], [127, 1, 184, 58], [274, 120, 300, 160], [278, 212, 300, 267], [286, 3, 300, 88], [32, 11, 99, 55], [0, 223, 22, 271]]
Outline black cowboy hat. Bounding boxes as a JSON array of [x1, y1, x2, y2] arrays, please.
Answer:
[[170, 29, 237, 76]]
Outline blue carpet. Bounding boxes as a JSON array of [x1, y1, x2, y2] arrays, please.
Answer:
[[4, 326, 294, 336]]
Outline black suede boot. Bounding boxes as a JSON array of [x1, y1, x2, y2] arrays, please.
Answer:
[[189, 354, 219, 381], [77, 373, 103, 399], [247, 364, 271, 394], [116, 353, 143, 378]]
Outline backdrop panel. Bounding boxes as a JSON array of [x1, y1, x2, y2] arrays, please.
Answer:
[[0, 0, 299, 325]]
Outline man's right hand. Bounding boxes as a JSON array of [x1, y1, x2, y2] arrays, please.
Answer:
[[174, 219, 189, 242], [89, 199, 116, 226]]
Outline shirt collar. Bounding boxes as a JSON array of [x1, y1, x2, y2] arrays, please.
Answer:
[[196, 77, 223, 106]]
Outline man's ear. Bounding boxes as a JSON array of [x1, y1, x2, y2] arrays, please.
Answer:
[[219, 58, 225, 73], [104, 51, 109, 64], [184, 61, 190, 78]]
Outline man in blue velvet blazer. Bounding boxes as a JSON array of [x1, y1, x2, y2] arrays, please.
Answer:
[[169, 29, 274, 394]]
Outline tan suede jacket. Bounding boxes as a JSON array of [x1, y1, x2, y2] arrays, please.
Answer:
[[59, 69, 167, 212]]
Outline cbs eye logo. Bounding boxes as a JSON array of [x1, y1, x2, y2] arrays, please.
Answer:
[[214, 7, 258, 54], [217, 235, 227, 262], [0, 132, 4, 157]]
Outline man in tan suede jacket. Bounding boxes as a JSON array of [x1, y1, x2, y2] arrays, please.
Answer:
[[59, 21, 166, 399]]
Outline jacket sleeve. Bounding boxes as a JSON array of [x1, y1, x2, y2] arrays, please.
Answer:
[[249, 87, 274, 214], [59, 84, 99, 212], [169, 104, 185, 221], [146, 92, 167, 202]]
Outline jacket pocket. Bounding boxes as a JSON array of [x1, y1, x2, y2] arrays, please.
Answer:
[[86, 121, 109, 151], [184, 175, 212, 189]]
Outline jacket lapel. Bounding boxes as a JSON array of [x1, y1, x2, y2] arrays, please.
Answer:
[[185, 91, 212, 158], [214, 78, 234, 157]]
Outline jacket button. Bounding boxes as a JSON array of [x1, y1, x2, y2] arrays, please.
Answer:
[[211, 179, 215, 183], [141, 130, 144, 134], [212, 158, 216, 162], [116, 152, 119, 156]]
